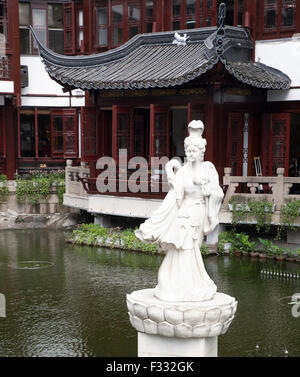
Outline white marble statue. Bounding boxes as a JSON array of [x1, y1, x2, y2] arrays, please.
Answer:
[[135, 120, 224, 302]]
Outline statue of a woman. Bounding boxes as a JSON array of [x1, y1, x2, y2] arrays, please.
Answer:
[[135, 120, 224, 302]]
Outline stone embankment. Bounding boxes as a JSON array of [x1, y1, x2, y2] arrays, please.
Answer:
[[0, 211, 84, 230]]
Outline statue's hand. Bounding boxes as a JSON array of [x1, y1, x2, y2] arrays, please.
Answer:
[[176, 199, 181, 208]]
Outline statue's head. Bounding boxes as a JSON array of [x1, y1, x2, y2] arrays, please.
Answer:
[[188, 120, 204, 139], [184, 120, 206, 163], [184, 136, 206, 163]]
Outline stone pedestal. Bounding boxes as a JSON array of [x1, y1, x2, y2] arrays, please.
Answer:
[[127, 289, 237, 358]]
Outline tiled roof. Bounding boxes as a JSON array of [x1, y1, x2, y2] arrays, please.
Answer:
[[31, 26, 291, 91]]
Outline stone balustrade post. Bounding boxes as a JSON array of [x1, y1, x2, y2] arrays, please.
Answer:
[[272, 168, 285, 213], [65, 160, 73, 195]]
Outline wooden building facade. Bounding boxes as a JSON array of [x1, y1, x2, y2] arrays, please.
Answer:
[[1, 0, 300, 190]]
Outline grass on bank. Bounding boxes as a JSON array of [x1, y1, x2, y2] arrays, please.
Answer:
[[68, 223, 211, 256]]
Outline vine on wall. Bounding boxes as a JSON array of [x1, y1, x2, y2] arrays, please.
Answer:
[[0, 174, 9, 204], [15, 170, 65, 206], [229, 197, 273, 232]]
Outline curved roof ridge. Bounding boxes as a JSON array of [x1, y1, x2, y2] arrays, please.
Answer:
[[31, 25, 291, 91]]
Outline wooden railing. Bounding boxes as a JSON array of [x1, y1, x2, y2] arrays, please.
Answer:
[[65, 161, 300, 225], [65, 160, 168, 199], [221, 167, 300, 225]]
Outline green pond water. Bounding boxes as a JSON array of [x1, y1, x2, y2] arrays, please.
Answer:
[[0, 229, 299, 357]]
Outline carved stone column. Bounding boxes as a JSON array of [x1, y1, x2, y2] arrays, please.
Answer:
[[127, 289, 237, 357]]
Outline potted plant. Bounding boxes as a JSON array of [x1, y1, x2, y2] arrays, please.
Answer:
[[286, 249, 297, 262], [275, 246, 287, 261], [230, 233, 256, 257], [229, 233, 242, 256], [217, 231, 235, 255], [201, 243, 210, 257], [237, 233, 256, 256], [258, 238, 276, 259], [295, 249, 300, 263]]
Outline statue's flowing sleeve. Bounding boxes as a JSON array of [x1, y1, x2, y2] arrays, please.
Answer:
[[203, 163, 224, 235], [135, 164, 184, 245]]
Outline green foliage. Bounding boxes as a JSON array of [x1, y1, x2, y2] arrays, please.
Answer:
[[200, 243, 210, 256], [229, 198, 249, 227], [217, 231, 235, 254], [70, 224, 158, 254], [232, 233, 256, 253], [229, 197, 273, 232], [258, 238, 290, 257], [258, 238, 277, 256], [15, 170, 65, 206], [0, 174, 9, 203], [248, 200, 273, 232], [281, 200, 300, 231]]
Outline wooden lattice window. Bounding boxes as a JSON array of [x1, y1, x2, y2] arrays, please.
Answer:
[[171, 0, 219, 30], [0, 55, 10, 79], [96, 2, 108, 47], [64, 2, 75, 55], [0, 0, 8, 46], [264, 0, 296, 33], [236, 0, 245, 26], [172, 0, 197, 30], [51, 112, 64, 156], [112, 1, 124, 47], [145, 0, 155, 33], [128, 2, 140, 39]]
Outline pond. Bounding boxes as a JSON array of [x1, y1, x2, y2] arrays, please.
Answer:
[[0, 230, 299, 357]]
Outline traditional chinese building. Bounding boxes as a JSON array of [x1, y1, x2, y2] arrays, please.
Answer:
[[0, 0, 85, 180], [2, 1, 300, 230]]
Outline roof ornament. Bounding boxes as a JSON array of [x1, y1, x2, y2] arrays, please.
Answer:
[[216, 2, 226, 57], [172, 32, 190, 46]]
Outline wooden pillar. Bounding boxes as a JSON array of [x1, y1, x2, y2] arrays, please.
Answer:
[[9, 0, 21, 107], [112, 105, 117, 162], [149, 104, 155, 161], [35, 108, 39, 158], [5, 99, 16, 180], [204, 93, 215, 165], [84, 0, 93, 54]]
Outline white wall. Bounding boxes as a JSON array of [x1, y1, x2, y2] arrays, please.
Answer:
[[0, 80, 14, 94], [255, 37, 300, 102], [20, 56, 85, 107]]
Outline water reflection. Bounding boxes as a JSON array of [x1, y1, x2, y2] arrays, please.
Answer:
[[0, 230, 299, 357]]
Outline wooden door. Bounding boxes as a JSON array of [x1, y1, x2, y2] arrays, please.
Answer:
[[81, 107, 98, 160], [150, 105, 170, 159], [227, 112, 244, 176], [112, 106, 132, 161], [262, 113, 291, 176], [99, 110, 112, 157], [50, 110, 63, 157], [63, 109, 78, 159], [133, 114, 145, 157]]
